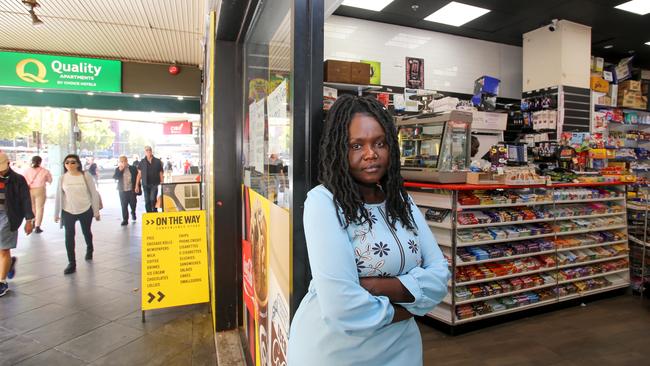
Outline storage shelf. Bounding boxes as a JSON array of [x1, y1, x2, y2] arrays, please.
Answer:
[[454, 299, 558, 324], [457, 267, 554, 286], [426, 220, 452, 230], [455, 282, 557, 305], [456, 249, 557, 267], [557, 254, 630, 270], [323, 82, 382, 92], [557, 268, 629, 285], [556, 239, 628, 252], [558, 282, 629, 302], [457, 211, 625, 229], [555, 224, 627, 237]]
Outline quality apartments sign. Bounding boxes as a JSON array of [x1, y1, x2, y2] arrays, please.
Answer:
[[0, 51, 121, 92]]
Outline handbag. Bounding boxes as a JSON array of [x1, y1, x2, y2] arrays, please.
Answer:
[[82, 172, 103, 210]]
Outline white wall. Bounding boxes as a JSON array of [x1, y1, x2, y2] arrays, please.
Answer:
[[324, 16, 523, 99]]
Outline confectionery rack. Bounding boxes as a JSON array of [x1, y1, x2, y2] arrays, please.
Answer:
[[406, 181, 630, 325]]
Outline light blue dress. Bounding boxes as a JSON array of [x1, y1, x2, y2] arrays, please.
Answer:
[[287, 185, 450, 366]]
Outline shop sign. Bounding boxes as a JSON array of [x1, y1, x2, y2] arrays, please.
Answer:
[[141, 211, 209, 311], [0, 51, 121, 92], [163, 120, 192, 135]]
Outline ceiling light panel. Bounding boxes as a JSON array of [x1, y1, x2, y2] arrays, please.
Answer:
[[646, 41, 650, 46], [424, 1, 491, 27], [615, 0, 650, 15], [341, 0, 394, 12]]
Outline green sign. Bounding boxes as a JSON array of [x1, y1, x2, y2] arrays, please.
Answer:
[[0, 51, 121, 92]]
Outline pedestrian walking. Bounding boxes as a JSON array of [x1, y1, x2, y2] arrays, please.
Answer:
[[22, 155, 52, 233], [113, 155, 138, 225], [135, 146, 163, 213], [0, 151, 34, 297], [54, 154, 102, 275]]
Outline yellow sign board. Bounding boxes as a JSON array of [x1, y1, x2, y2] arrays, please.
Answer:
[[141, 211, 209, 311]]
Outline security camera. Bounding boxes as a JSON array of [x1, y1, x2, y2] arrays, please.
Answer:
[[548, 19, 558, 32]]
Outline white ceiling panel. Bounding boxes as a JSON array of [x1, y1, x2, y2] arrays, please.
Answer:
[[0, 0, 206, 66]]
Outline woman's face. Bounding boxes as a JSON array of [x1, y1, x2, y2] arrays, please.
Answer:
[[347, 113, 389, 185]]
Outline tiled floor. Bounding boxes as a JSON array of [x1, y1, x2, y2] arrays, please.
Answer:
[[420, 294, 650, 366], [0, 181, 216, 366]]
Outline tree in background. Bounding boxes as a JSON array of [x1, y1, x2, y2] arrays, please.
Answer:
[[79, 120, 115, 153], [0, 106, 35, 142]]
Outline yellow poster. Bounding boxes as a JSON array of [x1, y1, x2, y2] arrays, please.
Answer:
[[141, 211, 210, 311]]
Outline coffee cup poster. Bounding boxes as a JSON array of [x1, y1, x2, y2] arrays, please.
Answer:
[[243, 187, 290, 366]]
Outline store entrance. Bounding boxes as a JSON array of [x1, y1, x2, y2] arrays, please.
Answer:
[[0, 101, 215, 363]]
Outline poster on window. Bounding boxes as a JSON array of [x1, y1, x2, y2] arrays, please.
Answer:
[[249, 98, 266, 174], [405, 57, 424, 89], [243, 187, 290, 366]]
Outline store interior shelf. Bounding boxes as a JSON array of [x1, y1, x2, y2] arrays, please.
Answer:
[[427, 220, 452, 230], [457, 233, 557, 246], [556, 239, 629, 252], [323, 82, 382, 93], [629, 235, 650, 248], [459, 201, 554, 210], [553, 197, 625, 204], [457, 211, 625, 229], [456, 249, 557, 266], [558, 282, 629, 302], [454, 298, 558, 324], [595, 104, 650, 113], [557, 268, 629, 285], [457, 267, 554, 286], [457, 225, 627, 247], [455, 283, 557, 305], [556, 254, 630, 270]]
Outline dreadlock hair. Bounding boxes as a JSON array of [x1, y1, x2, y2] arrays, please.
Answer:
[[319, 94, 417, 232]]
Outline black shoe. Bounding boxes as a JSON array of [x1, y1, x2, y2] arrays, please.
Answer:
[[64, 263, 76, 275], [85, 252, 93, 261], [131, 213, 137, 221], [121, 221, 128, 226], [34, 227, 43, 234]]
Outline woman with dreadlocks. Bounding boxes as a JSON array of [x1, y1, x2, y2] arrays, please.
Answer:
[[287, 95, 449, 365]]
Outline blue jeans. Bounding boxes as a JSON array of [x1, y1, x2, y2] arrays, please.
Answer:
[[143, 184, 159, 212]]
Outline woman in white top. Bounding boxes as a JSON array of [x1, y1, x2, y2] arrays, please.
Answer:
[[23, 156, 52, 234], [54, 154, 101, 275]]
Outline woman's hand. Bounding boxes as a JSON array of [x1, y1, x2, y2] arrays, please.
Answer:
[[54, 216, 60, 223], [391, 305, 414, 323], [95, 214, 101, 221]]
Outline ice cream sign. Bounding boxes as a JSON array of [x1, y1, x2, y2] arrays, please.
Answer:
[[0, 51, 121, 92]]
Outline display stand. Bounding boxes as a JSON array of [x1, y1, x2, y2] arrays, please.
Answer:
[[406, 181, 630, 325], [626, 187, 650, 296]]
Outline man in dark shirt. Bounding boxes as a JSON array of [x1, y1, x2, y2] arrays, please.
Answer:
[[135, 146, 164, 213]]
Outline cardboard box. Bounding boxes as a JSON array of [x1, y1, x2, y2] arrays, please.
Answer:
[[619, 80, 641, 92], [349, 62, 370, 85], [590, 76, 609, 93], [618, 90, 647, 109], [324, 60, 351, 83]]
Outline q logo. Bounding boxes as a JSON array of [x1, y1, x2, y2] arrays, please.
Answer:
[[16, 58, 48, 83]]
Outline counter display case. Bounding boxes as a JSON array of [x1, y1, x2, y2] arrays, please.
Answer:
[[397, 110, 472, 183], [406, 181, 630, 325]]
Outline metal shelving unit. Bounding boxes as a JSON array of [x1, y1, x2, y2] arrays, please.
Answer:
[[626, 187, 650, 296], [410, 183, 630, 325]]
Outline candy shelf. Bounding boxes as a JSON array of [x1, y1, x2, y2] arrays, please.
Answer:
[[456, 249, 557, 266], [407, 182, 631, 325], [556, 254, 630, 270], [457, 267, 555, 286]]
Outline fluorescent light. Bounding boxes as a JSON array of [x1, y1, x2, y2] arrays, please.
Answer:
[[134, 94, 140, 98], [87, 92, 94, 96], [177, 96, 184, 101], [341, 0, 394, 12], [35, 89, 43, 93], [615, 0, 650, 15], [646, 41, 650, 46], [424, 1, 491, 27], [603, 45, 614, 49]]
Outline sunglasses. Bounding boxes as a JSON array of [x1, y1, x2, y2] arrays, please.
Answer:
[[64, 161, 77, 165]]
